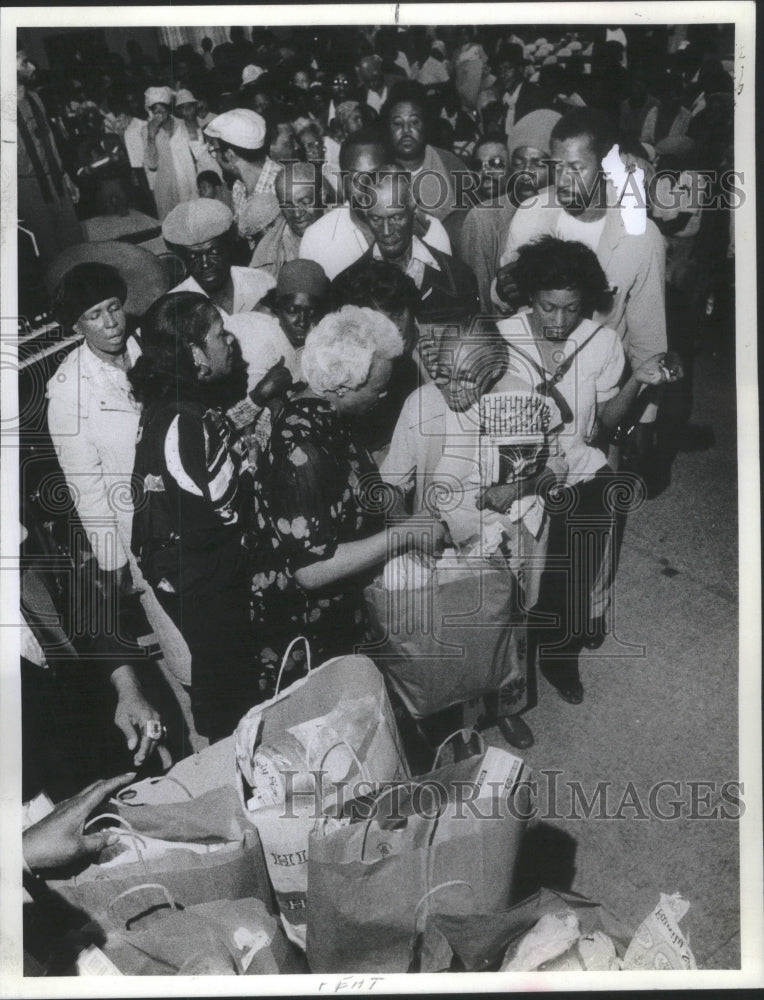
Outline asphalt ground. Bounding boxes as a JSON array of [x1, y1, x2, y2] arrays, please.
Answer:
[[479, 332, 743, 969]]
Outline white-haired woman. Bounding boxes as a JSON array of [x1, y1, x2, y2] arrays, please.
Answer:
[[250, 305, 447, 692]]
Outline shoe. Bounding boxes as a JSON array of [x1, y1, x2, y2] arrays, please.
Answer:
[[581, 616, 607, 649], [541, 667, 584, 705], [496, 714, 534, 749]]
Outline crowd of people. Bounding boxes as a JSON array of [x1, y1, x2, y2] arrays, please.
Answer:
[[18, 21, 735, 886]]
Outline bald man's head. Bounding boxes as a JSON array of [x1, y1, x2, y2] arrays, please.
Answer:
[[276, 161, 326, 236]]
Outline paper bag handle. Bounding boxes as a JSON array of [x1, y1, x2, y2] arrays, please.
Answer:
[[407, 879, 476, 972], [312, 737, 370, 785], [106, 882, 178, 930], [274, 635, 312, 695], [432, 728, 486, 770], [414, 879, 475, 930], [112, 774, 195, 807], [83, 813, 149, 876]]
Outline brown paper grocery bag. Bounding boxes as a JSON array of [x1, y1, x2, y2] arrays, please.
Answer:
[[306, 744, 531, 972], [234, 645, 410, 951], [363, 561, 528, 719]]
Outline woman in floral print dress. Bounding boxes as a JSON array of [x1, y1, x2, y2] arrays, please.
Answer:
[[249, 306, 449, 695]]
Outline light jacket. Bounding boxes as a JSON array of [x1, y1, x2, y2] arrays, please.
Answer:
[[47, 337, 142, 571]]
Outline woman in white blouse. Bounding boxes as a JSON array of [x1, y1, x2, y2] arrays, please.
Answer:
[[493, 236, 682, 704]]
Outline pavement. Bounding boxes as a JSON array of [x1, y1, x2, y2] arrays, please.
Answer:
[[479, 335, 743, 969]]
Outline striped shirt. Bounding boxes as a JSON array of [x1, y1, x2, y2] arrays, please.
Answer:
[[163, 407, 241, 525]]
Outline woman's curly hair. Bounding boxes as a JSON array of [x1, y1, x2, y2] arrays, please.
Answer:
[[510, 235, 614, 318]]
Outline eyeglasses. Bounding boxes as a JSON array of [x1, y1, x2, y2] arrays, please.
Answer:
[[476, 156, 508, 170], [432, 366, 478, 390]]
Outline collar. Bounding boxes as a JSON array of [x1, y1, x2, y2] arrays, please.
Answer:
[[372, 234, 440, 272], [410, 235, 439, 270], [513, 309, 600, 368], [81, 334, 141, 378], [503, 82, 523, 104]]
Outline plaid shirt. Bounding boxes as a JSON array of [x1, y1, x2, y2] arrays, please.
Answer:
[[232, 158, 283, 244], [258, 156, 282, 192]]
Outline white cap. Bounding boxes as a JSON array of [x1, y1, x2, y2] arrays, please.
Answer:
[[162, 198, 233, 246], [205, 108, 266, 150], [242, 63, 265, 86], [174, 88, 197, 107]]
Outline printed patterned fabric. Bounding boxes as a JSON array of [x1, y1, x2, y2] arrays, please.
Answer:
[[249, 396, 386, 691]]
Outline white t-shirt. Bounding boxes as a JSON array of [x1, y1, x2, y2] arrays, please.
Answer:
[[497, 311, 625, 484], [555, 212, 608, 254]]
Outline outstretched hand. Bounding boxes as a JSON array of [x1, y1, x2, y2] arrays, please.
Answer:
[[477, 481, 523, 513], [22, 773, 136, 871], [111, 665, 164, 767], [409, 514, 452, 560], [250, 357, 293, 408]]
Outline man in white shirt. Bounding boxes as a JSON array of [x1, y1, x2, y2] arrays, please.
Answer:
[[335, 169, 479, 328], [112, 99, 155, 216], [299, 130, 451, 281], [162, 198, 274, 317], [494, 108, 667, 435], [358, 54, 389, 114]]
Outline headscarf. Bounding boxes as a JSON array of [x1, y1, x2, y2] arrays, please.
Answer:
[[174, 89, 197, 108], [144, 86, 174, 109]]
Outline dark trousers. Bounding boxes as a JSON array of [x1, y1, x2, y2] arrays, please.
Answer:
[[534, 468, 616, 681], [157, 582, 258, 742]]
